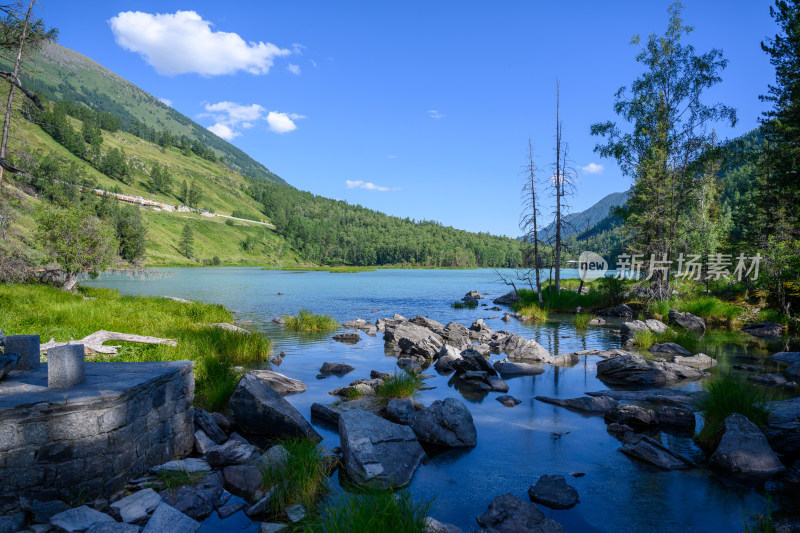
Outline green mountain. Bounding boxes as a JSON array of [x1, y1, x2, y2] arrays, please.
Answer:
[[6, 42, 287, 186], [539, 190, 630, 243]]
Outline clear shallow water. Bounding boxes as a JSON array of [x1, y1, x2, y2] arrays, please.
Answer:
[[84, 268, 796, 532]]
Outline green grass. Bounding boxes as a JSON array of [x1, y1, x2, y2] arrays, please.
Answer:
[[451, 300, 478, 309], [157, 469, 208, 490], [694, 373, 771, 449], [283, 309, 338, 331], [646, 296, 743, 328], [633, 329, 657, 349], [344, 387, 365, 400], [375, 371, 423, 402], [0, 283, 270, 411], [516, 305, 548, 322], [655, 328, 700, 353], [512, 284, 609, 314], [574, 312, 594, 329], [259, 438, 330, 517], [304, 489, 431, 533]]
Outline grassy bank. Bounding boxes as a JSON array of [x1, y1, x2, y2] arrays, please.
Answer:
[[284, 309, 338, 331], [0, 283, 270, 410]]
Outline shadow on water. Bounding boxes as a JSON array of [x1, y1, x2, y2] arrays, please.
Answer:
[[83, 268, 800, 533]]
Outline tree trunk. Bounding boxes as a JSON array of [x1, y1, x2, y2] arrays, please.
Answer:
[[61, 272, 79, 291], [554, 80, 562, 294], [0, 0, 34, 178]]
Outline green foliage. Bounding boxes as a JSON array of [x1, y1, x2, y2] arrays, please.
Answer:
[[157, 469, 208, 490], [35, 205, 117, 288], [646, 295, 743, 328], [305, 489, 431, 533], [248, 180, 524, 267], [178, 224, 194, 258], [513, 285, 606, 313], [375, 370, 422, 401], [94, 195, 147, 263], [655, 327, 700, 353], [231, 209, 261, 222], [100, 147, 130, 183], [694, 374, 771, 446], [148, 162, 172, 195], [516, 305, 548, 322], [451, 300, 477, 309], [259, 438, 330, 516], [225, 218, 235, 227], [574, 312, 593, 329], [633, 329, 656, 349], [283, 309, 338, 331], [193, 352, 243, 412]]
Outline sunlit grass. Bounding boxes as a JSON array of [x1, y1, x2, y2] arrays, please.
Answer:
[[516, 305, 548, 322], [0, 283, 270, 411], [451, 300, 477, 309], [260, 438, 330, 517], [375, 370, 422, 402], [694, 373, 771, 449], [284, 309, 338, 331], [574, 312, 594, 329], [303, 489, 431, 533]]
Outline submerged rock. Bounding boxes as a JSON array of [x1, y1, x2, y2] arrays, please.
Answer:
[[771, 352, 800, 365], [527, 475, 579, 510], [338, 409, 425, 489], [332, 332, 361, 344], [620, 432, 695, 470], [229, 374, 321, 441], [535, 395, 618, 414], [747, 373, 788, 386], [409, 398, 477, 448], [497, 395, 522, 407], [317, 362, 355, 378], [475, 493, 565, 533], [710, 413, 785, 476], [604, 404, 659, 429]]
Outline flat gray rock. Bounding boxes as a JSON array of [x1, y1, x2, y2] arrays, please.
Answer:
[[50, 506, 115, 533], [332, 332, 360, 344], [668, 310, 706, 333], [476, 493, 565, 533], [673, 353, 717, 369], [596, 354, 708, 386], [249, 369, 307, 395], [317, 362, 355, 378], [711, 413, 785, 476], [528, 475, 579, 509], [497, 334, 552, 363], [86, 523, 142, 533], [142, 502, 200, 533], [229, 374, 320, 441], [206, 439, 260, 468], [536, 395, 618, 414], [409, 398, 477, 447], [604, 404, 658, 429], [497, 395, 522, 407], [150, 458, 211, 474], [586, 389, 701, 410], [650, 342, 692, 357], [338, 409, 425, 489], [384, 322, 444, 359], [109, 488, 161, 523], [493, 359, 545, 377]]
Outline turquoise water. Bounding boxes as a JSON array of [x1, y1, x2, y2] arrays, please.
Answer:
[[84, 268, 793, 532]]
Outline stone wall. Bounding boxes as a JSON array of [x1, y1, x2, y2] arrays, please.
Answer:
[[0, 361, 194, 513]]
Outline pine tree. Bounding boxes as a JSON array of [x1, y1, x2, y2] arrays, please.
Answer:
[[177, 224, 194, 258]]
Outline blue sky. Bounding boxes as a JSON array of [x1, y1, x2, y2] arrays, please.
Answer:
[[38, 1, 776, 236]]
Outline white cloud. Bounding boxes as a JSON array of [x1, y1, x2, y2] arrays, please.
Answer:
[[207, 123, 240, 140], [108, 10, 290, 76], [292, 43, 305, 55], [581, 163, 604, 174], [267, 111, 299, 134], [205, 101, 266, 123], [158, 97, 172, 106], [310, 59, 318, 68], [346, 180, 400, 192], [287, 63, 301, 75], [387, 155, 397, 159], [428, 109, 444, 119]]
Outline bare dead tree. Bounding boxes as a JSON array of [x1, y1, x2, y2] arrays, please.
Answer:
[[520, 138, 543, 303], [550, 81, 576, 295]]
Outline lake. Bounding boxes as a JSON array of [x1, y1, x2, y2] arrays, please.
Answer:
[[84, 267, 795, 532]]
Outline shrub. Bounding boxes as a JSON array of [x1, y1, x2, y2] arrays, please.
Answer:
[[376, 370, 422, 401], [694, 373, 771, 449], [225, 218, 235, 226], [306, 489, 431, 533], [574, 312, 593, 329], [260, 438, 330, 517], [633, 329, 656, 349], [283, 309, 338, 331], [517, 305, 548, 322]]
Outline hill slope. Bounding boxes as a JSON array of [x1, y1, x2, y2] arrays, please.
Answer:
[[539, 190, 630, 243], [5, 42, 287, 186]]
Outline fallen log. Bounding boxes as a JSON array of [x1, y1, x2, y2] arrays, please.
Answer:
[[40, 329, 177, 355]]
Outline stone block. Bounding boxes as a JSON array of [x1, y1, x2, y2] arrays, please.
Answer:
[[50, 505, 114, 532], [142, 502, 200, 533], [5, 334, 41, 371], [47, 345, 86, 388], [109, 488, 162, 523]]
